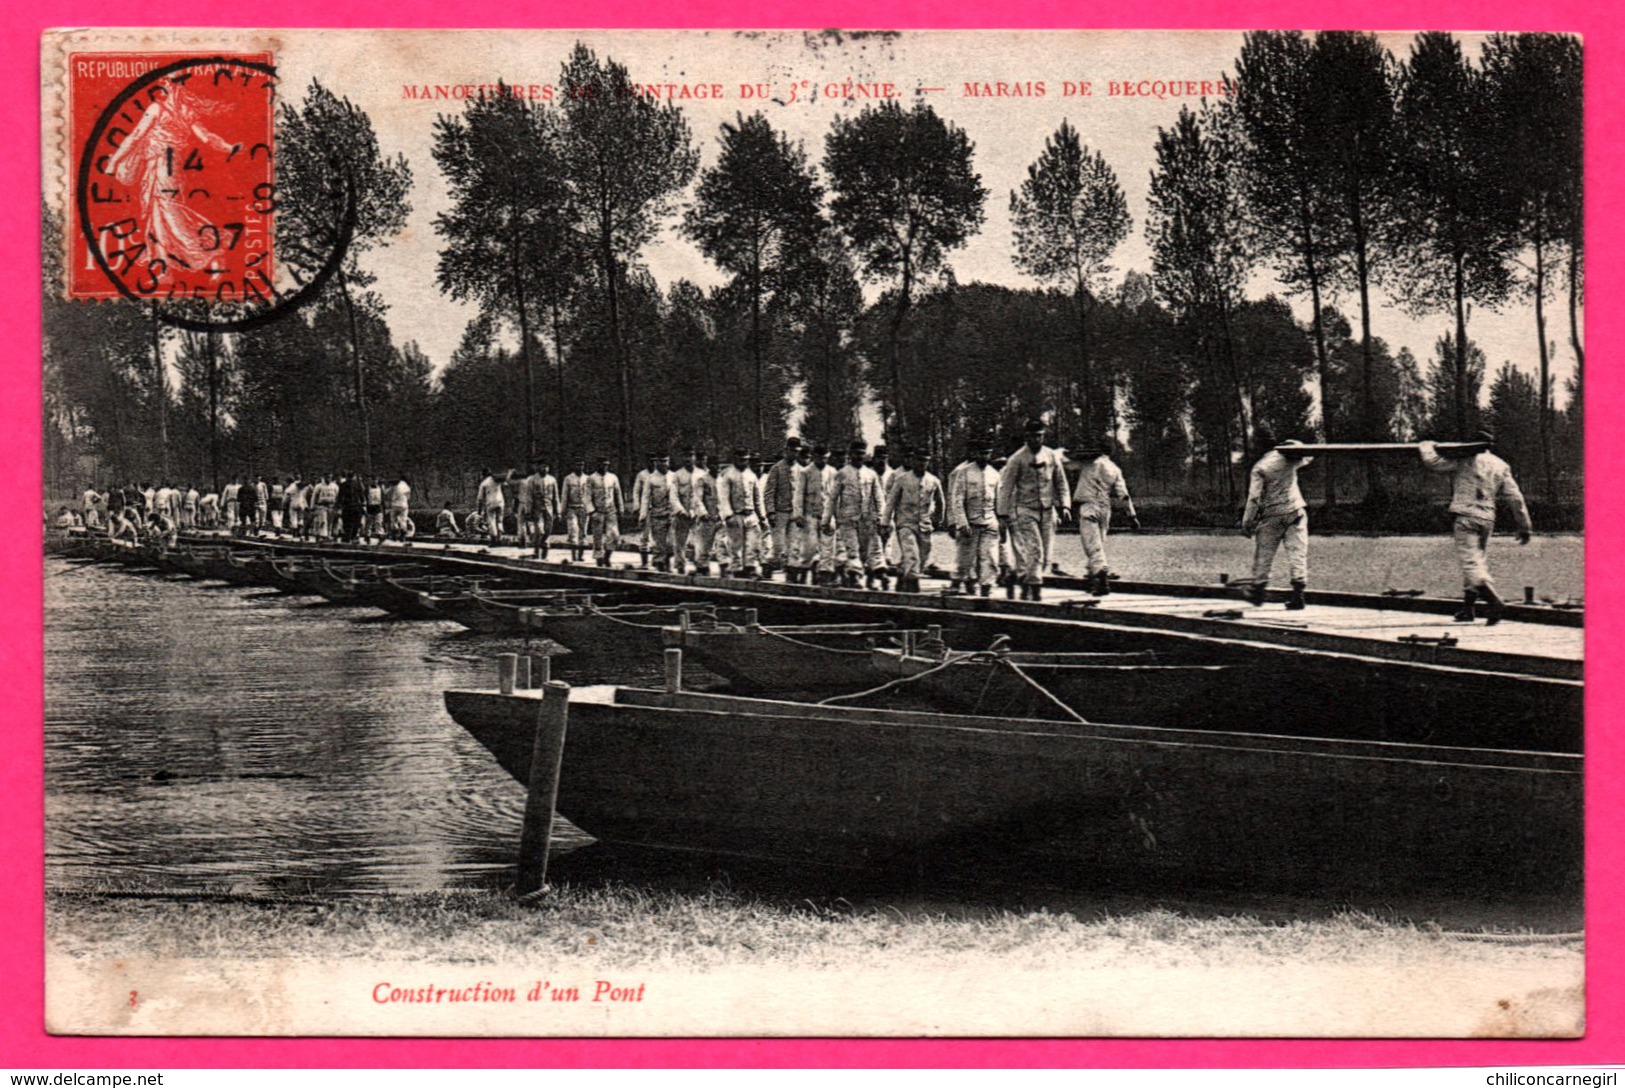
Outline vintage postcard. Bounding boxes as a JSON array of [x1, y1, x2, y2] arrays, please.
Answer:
[[40, 27, 1584, 1038]]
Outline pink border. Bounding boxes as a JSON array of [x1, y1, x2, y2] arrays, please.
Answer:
[[7, 1, 1616, 1069]]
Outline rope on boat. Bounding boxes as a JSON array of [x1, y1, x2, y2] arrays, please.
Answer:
[[584, 602, 714, 628], [1001, 660, 1091, 724]]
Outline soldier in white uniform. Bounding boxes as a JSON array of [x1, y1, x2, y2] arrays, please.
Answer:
[[475, 469, 506, 545], [388, 477, 413, 540], [762, 438, 801, 578], [996, 419, 1072, 601], [692, 452, 722, 575], [588, 458, 624, 567], [671, 449, 704, 575], [532, 461, 560, 559], [789, 444, 828, 585], [561, 459, 591, 563], [1419, 430, 1533, 625], [948, 439, 1001, 596], [630, 455, 657, 568], [718, 448, 765, 578], [1242, 434, 1315, 610], [883, 448, 936, 592], [1070, 439, 1140, 596], [825, 441, 886, 589], [638, 454, 686, 572]]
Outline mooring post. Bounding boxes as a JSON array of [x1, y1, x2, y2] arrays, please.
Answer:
[[1525, 586, 1536, 605], [515, 655, 531, 690], [679, 609, 691, 633], [515, 680, 572, 897], [530, 654, 550, 687], [665, 647, 684, 693], [902, 630, 916, 657], [498, 653, 518, 694], [1218, 573, 1229, 584], [928, 625, 942, 644], [745, 608, 759, 629]]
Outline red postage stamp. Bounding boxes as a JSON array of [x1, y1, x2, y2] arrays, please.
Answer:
[[68, 52, 275, 303]]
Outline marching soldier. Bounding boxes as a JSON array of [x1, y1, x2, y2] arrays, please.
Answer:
[[762, 438, 801, 577], [562, 458, 591, 563], [996, 419, 1072, 600], [789, 443, 829, 585], [692, 452, 722, 575], [918, 455, 946, 575], [638, 453, 686, 572], [1419, 430, 1533, 625], [631, 454, 658, 568], [534, 460, 559, 559], [826, 441, 885, 589], [587, 457, 624, 567], [948, 438, 1000, 596], [883, 447, 936, 593], [719, 448, 765, 578], [1241, 433, 1315, 610], [671, 449, 705, 575], [475, 468, 506, 545], [1070, 438, 1140, 596]]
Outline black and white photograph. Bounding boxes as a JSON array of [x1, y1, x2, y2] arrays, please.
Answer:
[[41, 28, 1584, 1037]]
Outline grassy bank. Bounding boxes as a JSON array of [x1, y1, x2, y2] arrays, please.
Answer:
[[47, 883, 1581, 972]]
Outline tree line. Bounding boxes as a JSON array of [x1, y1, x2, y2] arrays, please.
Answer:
[[43, 32, 1583, 520]]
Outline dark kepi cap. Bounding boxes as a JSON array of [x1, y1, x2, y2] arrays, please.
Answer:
[[1024, 417, 1048, 435], [848, 440, 867, 454]]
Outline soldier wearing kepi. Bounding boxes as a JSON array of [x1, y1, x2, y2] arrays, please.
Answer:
[[883, 447, 935, 593], [719, 447, 765, 578], [638, 453, 685, 572], [996, 419, 1072, 601], [948, 438, 1001, 596], [561, 458, 591, 563], [671, 448, 704, 575], [692, 452, 722, 576], [630, 454, 656, 568], [1069, 436, 1140, 596], [588, 457, 624, 567], [1418, 429, 1533, 625], [1241, 432, 1315, 610], [762, 437, 801, 578], [825, 441, 886, 589]]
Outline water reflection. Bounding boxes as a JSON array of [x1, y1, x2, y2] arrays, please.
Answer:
[[44, 558, 604, 897]]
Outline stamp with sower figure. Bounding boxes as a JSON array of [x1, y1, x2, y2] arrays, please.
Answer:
[[69, 53, 276, 307]]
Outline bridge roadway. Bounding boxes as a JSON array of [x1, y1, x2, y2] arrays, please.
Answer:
[[209, 532, 1584, 683]]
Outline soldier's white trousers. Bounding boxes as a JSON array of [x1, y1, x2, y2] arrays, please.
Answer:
[[1009, 508, 1051, 585], [565, 509, 589, 548], [725, 514, 761, 571], [1452, 515, 1495, 592], [1077, 511, 1112, 575], [1252, 511, 1308, 585], [835, 517, 882, 572], [955, 525, 999, 586]]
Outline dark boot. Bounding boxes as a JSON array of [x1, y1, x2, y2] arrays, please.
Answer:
[[639, 548, 649, 569], [876, 572, 891, 591], [1096, 570, 1112, 596], [979, 584, 992, 597], [1287, 580, 1307, 611], [1479, 585, 1507, 626], [1453, 592, 1478, 622], [1248, 581, 1267, 608], [1006, 580, 1019, 600], [1031, 583, 1043, 602]]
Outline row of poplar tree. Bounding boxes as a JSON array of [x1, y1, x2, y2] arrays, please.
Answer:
[[43, 32, 1583, 514]]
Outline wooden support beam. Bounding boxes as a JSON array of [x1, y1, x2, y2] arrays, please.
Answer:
[[1277, 442, 1489, 456], [515, 680, 571, 897]]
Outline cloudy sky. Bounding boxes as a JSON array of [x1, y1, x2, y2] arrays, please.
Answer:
[[258, 28, 1577, 399]]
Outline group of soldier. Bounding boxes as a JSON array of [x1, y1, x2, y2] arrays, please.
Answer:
[[81, 474, 416, 547], [69, 412, 1534, 623]]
